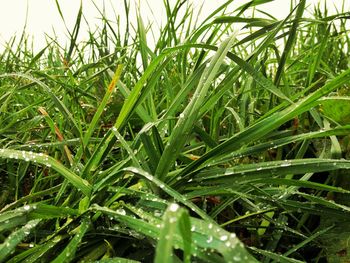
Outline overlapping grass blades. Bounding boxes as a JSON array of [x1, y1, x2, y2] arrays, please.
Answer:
[[0, 0, 350, 262]]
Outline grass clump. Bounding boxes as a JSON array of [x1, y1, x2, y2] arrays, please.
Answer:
[[1, 0, 350, 262]]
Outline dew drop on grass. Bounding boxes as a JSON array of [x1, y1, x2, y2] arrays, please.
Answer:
[[230, 233, 236, 239], [206, 236, 213, 243], [233, 255, 241, 261], [24, 205, 31, 211], [220, 235, 228, 241], [169, 203, 180, 212], [116, 208, 126, 215], [280, 161, 291, 167]]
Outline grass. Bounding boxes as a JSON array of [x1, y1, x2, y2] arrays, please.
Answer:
[[0, 0, 350, 262]]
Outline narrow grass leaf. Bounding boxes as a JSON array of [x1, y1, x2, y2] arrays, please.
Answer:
[[0, 149, 92, 196], [52, 217, 90, 263], [0, 219, 41, 263]]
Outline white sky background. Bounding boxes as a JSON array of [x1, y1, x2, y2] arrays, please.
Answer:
[[0, 0, 348, 52]]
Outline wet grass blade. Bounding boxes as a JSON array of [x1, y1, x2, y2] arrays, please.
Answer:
[[52, 217, 90, 263], [0, 219, 41, 263], [155, 203, 191, 263], [0, 149, 92, 196], [155, 36, 237, 181]]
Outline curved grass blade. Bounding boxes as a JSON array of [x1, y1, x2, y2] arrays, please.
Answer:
[[0, 73, 81, 138], [274, 0, 306, 86], [0, 149, 92, 196], [176, 67, 350, 179], [123, 167, 214, 223], [155, 203, 191, 263], [0, 219, 41, 263], [197, 159, 350, 184], [52, 217, 90, 263], [155, 36, 237, 181]]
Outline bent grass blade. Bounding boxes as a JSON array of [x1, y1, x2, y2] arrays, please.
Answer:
[[0, 149, 92, 197]]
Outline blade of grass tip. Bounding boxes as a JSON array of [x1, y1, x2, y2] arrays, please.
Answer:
[[137, 11, 149, 71], [306, 24, 331, 86], [0, 219, 41, 263], [51, 217, 90, 263], [0, 149, 92, 197], [65, 0, 83, 64], [75, 65, 123, 163], [274, 0, 306, 86], [54, 0, 66, 23], [155, 203, 191, 263], [155, 36, 237, 182], [26, 44, 50, 72]]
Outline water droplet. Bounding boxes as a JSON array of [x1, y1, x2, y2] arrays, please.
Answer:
[[169, 203, 180, 212], [116, 208, 126, 215], [206, 236, 213, 243], [220, 235, 228, 241]]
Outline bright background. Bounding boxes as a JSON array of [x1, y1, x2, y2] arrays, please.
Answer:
[[0, 0, 347, 51]]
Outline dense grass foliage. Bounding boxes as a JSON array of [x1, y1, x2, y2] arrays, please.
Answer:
[[1, 0, 350, 262]]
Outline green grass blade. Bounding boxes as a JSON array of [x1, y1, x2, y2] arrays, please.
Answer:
[[0, 149, 92, 196], [0, 219, 41, 263], [52, 217, 90, 263], [155, 36, 237, 181], [155, 203, 191, 263]]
